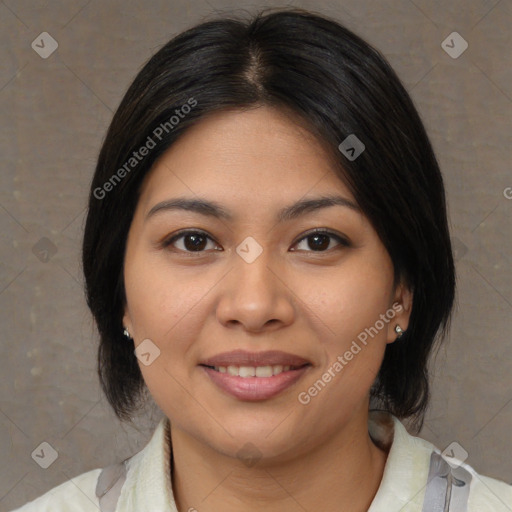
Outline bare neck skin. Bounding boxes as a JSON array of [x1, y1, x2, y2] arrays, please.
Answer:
[[170, 399, 388, 512]]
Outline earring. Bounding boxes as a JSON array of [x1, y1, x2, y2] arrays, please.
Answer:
[[123, 327, 131, 339], [394, 325, 404, 338]]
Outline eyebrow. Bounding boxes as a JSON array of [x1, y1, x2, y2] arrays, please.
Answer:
[[145, 194, 361, 223]]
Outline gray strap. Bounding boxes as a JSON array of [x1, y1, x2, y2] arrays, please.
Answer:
[[422, 451, 472, 512], [95, 458, 129, 512]]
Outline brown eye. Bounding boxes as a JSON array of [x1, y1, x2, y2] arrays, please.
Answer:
[[162, 230, 220, 253], [292, 229, 349, 252]]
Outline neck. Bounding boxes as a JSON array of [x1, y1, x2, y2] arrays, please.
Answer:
[[169, 409, 389, 512]]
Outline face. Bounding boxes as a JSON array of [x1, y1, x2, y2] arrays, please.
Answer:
[[123, 106, 412, 462]]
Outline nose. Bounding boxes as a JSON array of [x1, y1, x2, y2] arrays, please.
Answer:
[[215, 247, 295, 333]]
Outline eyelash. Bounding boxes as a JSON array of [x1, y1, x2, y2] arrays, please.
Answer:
[[160, 228, 350, 255]]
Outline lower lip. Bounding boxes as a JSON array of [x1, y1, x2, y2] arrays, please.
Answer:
[[201, 365, 310, 401]]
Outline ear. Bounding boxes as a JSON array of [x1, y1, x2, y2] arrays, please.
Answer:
[[386, 281, 413, 344]]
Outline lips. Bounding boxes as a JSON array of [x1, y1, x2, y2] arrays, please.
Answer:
[[199, 350, 312, 401], [200, 350, 311, 368]]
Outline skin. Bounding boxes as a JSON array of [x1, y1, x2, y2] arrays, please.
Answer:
[[123, 106, 413, 512]]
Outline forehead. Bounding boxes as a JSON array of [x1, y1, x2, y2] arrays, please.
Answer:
[[138, 106, 354, 213]]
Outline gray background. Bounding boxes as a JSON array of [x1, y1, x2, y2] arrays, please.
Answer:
[[1, 0, 511, 509]]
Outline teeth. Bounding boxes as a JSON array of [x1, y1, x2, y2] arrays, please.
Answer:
[[227, 365, 238, 376], [255, 366, 273, 377], [239, 366, 256, 377], [213, 364, 297, 377]]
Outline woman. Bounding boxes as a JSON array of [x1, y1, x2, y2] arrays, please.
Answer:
[[12, 8, 511, 512]]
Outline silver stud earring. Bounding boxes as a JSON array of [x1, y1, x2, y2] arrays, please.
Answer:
[[394, 325, 404, 338], [123, 327, 131, 339]]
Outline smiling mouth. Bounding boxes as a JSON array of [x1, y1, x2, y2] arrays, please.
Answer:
[[200, 363, 311, 377]]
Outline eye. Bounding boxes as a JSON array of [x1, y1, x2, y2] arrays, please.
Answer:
[[291, 229, 350, 252], [161, 230, 221, 253], [161, 228, 350, 254]]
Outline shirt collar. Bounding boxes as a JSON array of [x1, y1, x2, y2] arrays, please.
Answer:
[[118, 410, 431, 511], [368, 410, 432, 510], [117, 415, 177, 511]]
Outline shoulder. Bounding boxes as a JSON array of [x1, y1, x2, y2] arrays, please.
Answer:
[[404, 426, 512, 511], [369, 411, 512, 511], [9, 468, 102, 512], [466, 469, 512, 511], [406, 429, 512, 511]]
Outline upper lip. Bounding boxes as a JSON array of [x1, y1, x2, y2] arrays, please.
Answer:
[[200, 350, 311, 368]]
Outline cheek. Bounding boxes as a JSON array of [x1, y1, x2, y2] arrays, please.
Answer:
[[124, 257, 210, 417], [124, 252, 208, 352], [306, 259, 394, 343], [296, 270, 392, 420]]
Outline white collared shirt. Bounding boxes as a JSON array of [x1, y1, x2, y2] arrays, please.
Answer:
[[11, 411, 512, 511]]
